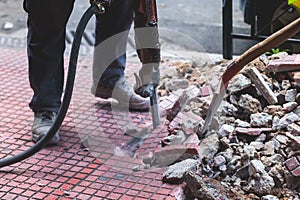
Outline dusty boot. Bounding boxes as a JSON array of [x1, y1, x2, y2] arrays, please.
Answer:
[[95, 76, 150, 111], [32, 111, 60, 145]]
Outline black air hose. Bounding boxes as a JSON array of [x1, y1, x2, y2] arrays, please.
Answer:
[[0, 5, 99, 168]]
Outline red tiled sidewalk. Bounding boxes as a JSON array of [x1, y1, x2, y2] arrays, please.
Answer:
[[0, 46, 180, 199]]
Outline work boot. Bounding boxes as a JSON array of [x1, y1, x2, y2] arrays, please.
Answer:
[[95, 76, 150, 111], [32, 111, 60, 145]]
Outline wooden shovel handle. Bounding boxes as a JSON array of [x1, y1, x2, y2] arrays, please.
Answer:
[[235, 17, 300, 67]]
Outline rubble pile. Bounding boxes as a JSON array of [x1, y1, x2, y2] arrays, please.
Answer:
[[154, 52, 300, 199]]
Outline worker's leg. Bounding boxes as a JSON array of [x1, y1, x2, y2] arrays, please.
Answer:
[[24, 0, 75, 113], [92, 0, 134, 89]]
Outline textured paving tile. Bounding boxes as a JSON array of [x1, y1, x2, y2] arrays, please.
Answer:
[[0, 47, 178, 199]]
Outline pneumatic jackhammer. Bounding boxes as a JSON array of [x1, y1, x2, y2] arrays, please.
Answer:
[[0, 0, 161, 168]]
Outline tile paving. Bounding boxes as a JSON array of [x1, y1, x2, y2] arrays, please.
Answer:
[[0, 46, 181, 199]]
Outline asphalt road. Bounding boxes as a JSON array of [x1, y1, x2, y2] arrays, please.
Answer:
[[0, 0, 255, 55]]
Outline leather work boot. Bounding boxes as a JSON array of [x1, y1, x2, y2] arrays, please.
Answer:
[[95, 76, 150, 111], [32, 111, 60, 145]]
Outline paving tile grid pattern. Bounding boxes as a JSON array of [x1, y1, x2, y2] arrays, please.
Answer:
[[0, 46, 179, 199]]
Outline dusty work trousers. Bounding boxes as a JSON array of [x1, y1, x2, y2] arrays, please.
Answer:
[[23, 0, 135, 113]]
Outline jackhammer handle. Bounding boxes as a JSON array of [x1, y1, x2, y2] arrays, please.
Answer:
[[235, 17, 300, 67]]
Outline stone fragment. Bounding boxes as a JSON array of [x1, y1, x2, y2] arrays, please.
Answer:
[[221, 101, 238, 116], [243, 67, 278, 104], [184, 133, 200, 145], [249, 160, 266, 176], [287, 123, 300, 136], [147, 144, 200, 167], [184, 171, 230, 200], [263, 105, 283, 116], [227, 74, 251, 94], [263, 141, 275, 156], [247, 160, 275, 196], [285, 132, 300, 146], [162, 159, 199, 184], [165, 78, 189, 91], [283, 102, 298, 112], [243, 145, 256, 158], [273, 113, 299, 130], [281, 80, 291, 90], [250, 112, 273, 128], [218, 124, 234, 138], [261, 195, 279, 200], [234, 119, 250, 128], [275, 134, 289, 145], [214, 155, 226, 167], [238, 94, 262, 114], [267, 51, 288, 60], [235, 127, 273, 136], [285, 89, 297, 102], [249, 141, 264, 150], [200, 85, 212, 97], [198, 134, 219, 160], [161, 130, 186, 147]]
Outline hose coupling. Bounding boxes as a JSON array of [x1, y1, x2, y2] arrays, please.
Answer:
[[90, 0, 112, 14]]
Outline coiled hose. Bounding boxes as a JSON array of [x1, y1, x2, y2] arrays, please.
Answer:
[[0, 5, 99, 168]]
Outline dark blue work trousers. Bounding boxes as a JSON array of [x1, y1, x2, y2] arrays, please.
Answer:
[[23, 0, 135, 113]]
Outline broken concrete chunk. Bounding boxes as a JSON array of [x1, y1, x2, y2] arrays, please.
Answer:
[[162, 159, 199, 184], [287, 123, 300, 136], [281, 80, 291, 90], [249, 141, 264, 150], [221, 101, 238, 116], [235, 127, 273, 136], [238, 94, 262, 114], [261, 195, 279, 200], [218, 124, 234, 138], [263, 141, 275, 156], [198, 134, 219, 160], [161, 130, 186, 147], [250, 112, 273, 128], [243, 67, 278, 105], [275, 134, 289, 145], [214, 155, 226, 167], [283, 102, 298, 112], [263, 105, 284, 117], [234, 119, 250, 128], [249, 160, 266, 176], [227, 74, 251, 94], [285, 89, 297, 102], [273, 112, 299, 130], [247, 160, 275, 196], [165, 78, 189, 91]]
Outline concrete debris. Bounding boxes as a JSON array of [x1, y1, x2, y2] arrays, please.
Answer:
[[218, 124, 234, 138], [250, 112, 273, 128], [261, 195, 279, 200], [285, 89, 297, 102], [198, 133, 219, 160], [287, 123, 300, 136], [227, 74, 251, 94], [243, 66, 278, 104], [283, 101, 298, 112], [157, 55, 300, 199], [247, 160, 275, 196], [162, 159, 199, 184], [273, 112, 299, 130]]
